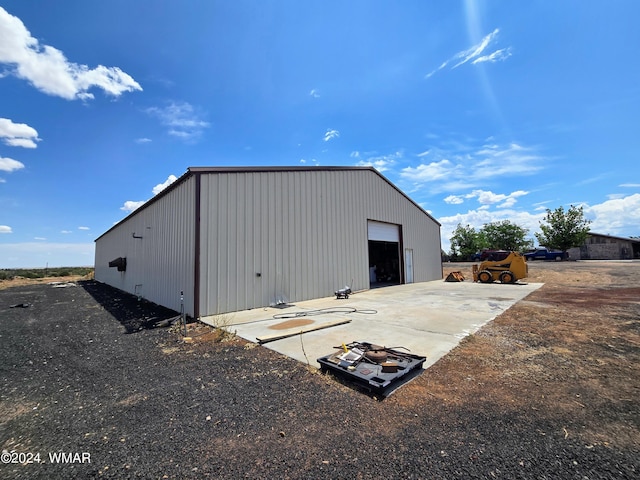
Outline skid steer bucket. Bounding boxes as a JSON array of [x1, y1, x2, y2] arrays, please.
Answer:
[[445, 271, 465, 282]]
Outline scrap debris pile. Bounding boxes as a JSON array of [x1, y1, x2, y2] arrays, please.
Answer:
[[317, 341, 426, 397]]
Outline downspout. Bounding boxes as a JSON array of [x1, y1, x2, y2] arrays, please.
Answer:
[[193, 172, 201, 321]]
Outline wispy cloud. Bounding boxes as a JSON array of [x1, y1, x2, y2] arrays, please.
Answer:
[[354, 151, 402, 173], [472, 47, 512, 65], [426, 28, 510, 78], [323, 129, 340, 142], [0, 225, 12, 234], [299, 158, 319, 166], [444, 195, 465, 205], [400, 142, 544, 193], [309, 88, 320, 98], [78, 226, 90, 231], [0, 118, 40, 148], [0, 7, 142, 100], [145, 102, 209, 141], [401, 159, 462, 182], [135, 137, 152, 144]]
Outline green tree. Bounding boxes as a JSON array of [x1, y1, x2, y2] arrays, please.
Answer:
[[535, 205, 591, 253], [449, 224, 488, 260], [480, 220, 533, 251]]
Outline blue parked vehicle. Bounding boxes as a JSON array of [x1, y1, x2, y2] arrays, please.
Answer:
[[524, 248, 568, 261]]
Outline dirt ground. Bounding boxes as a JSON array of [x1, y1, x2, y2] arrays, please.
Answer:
[[433, 261, 640, 448], [0, 274, 92, 291], [1, 261, 638, 479]]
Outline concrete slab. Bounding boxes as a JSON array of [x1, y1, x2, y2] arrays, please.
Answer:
[[201, 280, 543, 370]]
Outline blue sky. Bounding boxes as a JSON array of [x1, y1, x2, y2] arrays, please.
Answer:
[[1, 1, 639, 267]]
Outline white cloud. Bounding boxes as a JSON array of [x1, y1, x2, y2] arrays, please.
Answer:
[[34, 236, 46, 241], [135, 137, 152, 144], [121, 174, 179, 213], [61, 230, 72, 234], [0, 225, 12, 233], [323, 129, 340, 142], [438, 193, 640, 253], [426, 28, 510, 78], [464, 189, 529, 208], [0, 7, 142, 100], [438, 208, 543, 253], [121, 200, 145, 213], [0, 156, 25, 172], [585, 193, 640, 236], [0, 118, 40, 148], [152, 174, 178, 195], [78, 226, 90, 231], [145, 102, 209, 140], [620, 183, 640, 188], [309, 88, 320, 98]]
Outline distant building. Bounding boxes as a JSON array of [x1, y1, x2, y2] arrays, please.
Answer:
[[568, 233, 640, 260], [94, 166, 442, 320]]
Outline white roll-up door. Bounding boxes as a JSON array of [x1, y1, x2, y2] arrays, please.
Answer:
[[367, 220, 400, 242]]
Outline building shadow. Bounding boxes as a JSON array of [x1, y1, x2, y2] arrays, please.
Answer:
[[79, 280, 180, 334]]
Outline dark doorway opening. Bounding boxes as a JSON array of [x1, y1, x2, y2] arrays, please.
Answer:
[[368, 240, 401, 288]]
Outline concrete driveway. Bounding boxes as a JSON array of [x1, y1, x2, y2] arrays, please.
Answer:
[[202, 280, 543, 370]]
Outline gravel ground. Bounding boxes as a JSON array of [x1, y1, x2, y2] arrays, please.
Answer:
[[1, 262, 639, 479]]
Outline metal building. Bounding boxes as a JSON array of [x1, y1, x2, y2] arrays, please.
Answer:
[[94, 166, 442, 320]]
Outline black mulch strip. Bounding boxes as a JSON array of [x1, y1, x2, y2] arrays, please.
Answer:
[[1, 281, 638, 479]]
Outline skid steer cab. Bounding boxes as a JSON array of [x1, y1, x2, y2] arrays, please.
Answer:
[[472, 251, 528, 284]]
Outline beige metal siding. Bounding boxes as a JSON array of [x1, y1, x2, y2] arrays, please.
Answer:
[[199, 169, 440, 316], [94, 176, 196, 315]]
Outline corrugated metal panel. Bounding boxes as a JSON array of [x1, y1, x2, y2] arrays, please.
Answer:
[[199, 169, 441, 316], [94, 176, 196, 316]]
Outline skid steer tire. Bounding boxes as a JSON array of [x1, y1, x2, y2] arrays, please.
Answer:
[[478, 270, 493, 283], [500, 271, 515, 284]]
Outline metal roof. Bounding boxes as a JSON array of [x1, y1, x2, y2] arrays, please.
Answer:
[[95, 166, 440, 241], [587, 232, 640, 243]]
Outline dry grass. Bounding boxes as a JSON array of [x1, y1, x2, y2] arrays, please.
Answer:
[[395, 261, 640, 449]]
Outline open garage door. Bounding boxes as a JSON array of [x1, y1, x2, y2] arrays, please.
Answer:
[[368, 220, 401, 288]]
